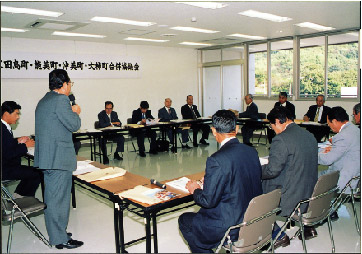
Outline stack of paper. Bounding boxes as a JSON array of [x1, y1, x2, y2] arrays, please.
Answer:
[[27, 147, 35, 157], [73, 160, 99, 175], [77, 167, 127, 182], [259, 156, 269, 166], [166, 176, 191, 193]]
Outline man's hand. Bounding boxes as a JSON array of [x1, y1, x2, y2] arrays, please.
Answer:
[[322, 146, 332, 153], [25, 139, 35, 148], [186, 180, 201, 194], [141, 119, 146, 125], [72, 105, 81, 115], [17, 136, 30, 144]]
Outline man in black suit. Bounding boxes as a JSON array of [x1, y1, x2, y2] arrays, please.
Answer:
[[267, 92, 296, 143], [179, 110, 262, 253], [1, 101, 42, 198], [181, 95, 210, 147], [158, 98, 190, 152], [353, 103, 360, 128], [303, 95, 331, 142], [97, 101, 125, 164], [239, 94, 259, 146], [131, 101, 157, 157]]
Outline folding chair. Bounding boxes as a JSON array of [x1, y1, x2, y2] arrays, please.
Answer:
[[215, 189, 281, 253], [95, 120, 114, 157], [2, 183, 50, 253], [277, 171, 340, 253], [251, 113, 268, 145], [126, 118, 138, 152], [331, 175, 360, 235]]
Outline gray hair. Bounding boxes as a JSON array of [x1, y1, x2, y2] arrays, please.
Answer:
[[353, 103, 360, 115], [316, 94, 325, 102], [246, 94, 253, 100]]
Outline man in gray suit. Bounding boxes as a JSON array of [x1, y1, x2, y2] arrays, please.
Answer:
[[34, 69, 83, 249], [262, 106, 318, 249], [319, 106, 360, 192]]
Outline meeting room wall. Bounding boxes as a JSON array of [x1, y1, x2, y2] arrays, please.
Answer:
[[1, 37, 198, 137]]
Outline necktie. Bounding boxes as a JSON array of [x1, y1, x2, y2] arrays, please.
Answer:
[[168, 108, 171, 115], [108, 114, 111, 122], [190, 106, 197, 119], [314, 107, 320, 122], [142, 113, 145, 119]]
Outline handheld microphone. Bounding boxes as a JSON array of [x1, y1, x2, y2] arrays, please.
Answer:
[[68, 94, 76, 106], [150, 179, 166, 189]]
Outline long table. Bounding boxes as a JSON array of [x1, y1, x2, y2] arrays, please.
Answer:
[[73, 157, 204, 253]]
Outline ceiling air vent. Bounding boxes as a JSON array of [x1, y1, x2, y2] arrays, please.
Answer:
[[26, 18, 89, 31]]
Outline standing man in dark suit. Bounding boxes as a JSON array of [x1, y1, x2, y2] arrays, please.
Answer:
[[158, 98, 190, 152], [1, 101, 41, 198], [179, 110, 262, 253], [267, 92, 296, 143], [97, 101, 125, 164], [131, 101, 157, 157], [303, 95, 331, 142], [181, 95, 210, 147], [238, 94, 259, 146], [262, 106, 318, 249], [34, 69, 83, 249]]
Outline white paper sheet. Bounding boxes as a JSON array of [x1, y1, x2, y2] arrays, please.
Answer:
[[166, 176, 191, 193]]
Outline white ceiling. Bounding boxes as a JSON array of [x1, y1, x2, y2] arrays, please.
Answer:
[[1, 1, 360, 49]]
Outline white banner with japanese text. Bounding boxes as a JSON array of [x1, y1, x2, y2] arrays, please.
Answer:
[[1, 52, 141, 79]]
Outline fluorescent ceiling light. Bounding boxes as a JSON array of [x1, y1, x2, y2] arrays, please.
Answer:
[[52, 31, 105, 38], [295, 22, 334, 31], [1, 5, 63, 17], [171, 26, 219, 34], [91, 16, 155, 27], [177, 2, 228, 9], [1, 27, 28, 32], [228, 33, 266, 40], [239, 10, 292, 22], [179, 42, 212, 46], [124, 37, 169, 42]]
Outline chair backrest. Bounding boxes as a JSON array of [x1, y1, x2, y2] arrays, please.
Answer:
[[94, 121, 100, 129], [233, 189, 281, 251], [304, 171, 339, 222], [127, 118, 132, 124]]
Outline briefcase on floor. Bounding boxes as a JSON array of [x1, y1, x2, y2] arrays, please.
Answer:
[[157, 139, 169, 152]]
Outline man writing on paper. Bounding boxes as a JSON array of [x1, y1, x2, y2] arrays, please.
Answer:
[[178, 110, 262, 253]]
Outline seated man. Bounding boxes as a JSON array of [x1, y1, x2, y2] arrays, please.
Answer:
[[158, 98, 190, 152], [131, 101, 157, 157], [353, 103, 360, 127], [1, 101, 42, 198], [262, 106, 318, 248], [303, 95, 331, 142], [181, 95, 210, 147], [178, 110, 262, 253], [319, 106, 360, 193], [267, 91, 296, 144], [98, 101, 125, 164], [238, 94, 259, 146]]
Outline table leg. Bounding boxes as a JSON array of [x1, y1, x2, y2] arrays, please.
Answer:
[[90, 135, 94, 161], [173, 125, 178, 153], [145, 213, 152, 253], [113, 202, 123, 253], [152, 213, 158, 253]]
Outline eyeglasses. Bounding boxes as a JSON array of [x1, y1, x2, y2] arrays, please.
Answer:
[[105, 107, 113, 110], [68, 81, 74, 87]]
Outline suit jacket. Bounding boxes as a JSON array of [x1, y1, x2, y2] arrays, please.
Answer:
[[1, 122, 28, 178], [181, 104, 201, 119], [318, 122, 360, 191], [98, 110, 122, 127], [158, 107, 178, 122], [274, 101, 296, 119], [239, 102, 259, 120], [131, 108, 154, 124], [262, 123, 318, 216], [34, 91, 81, 171], [192, 138, 262, 249], [304, 105, 331, 124]]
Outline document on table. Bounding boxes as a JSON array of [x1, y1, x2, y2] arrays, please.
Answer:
[[27, 147, 35, 157], [73, 160, 100, 176], [166, 176, 191, 193], [259, 156, 269, 166], [119, 185, 179, 204], [77, 166, 127, 182]]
